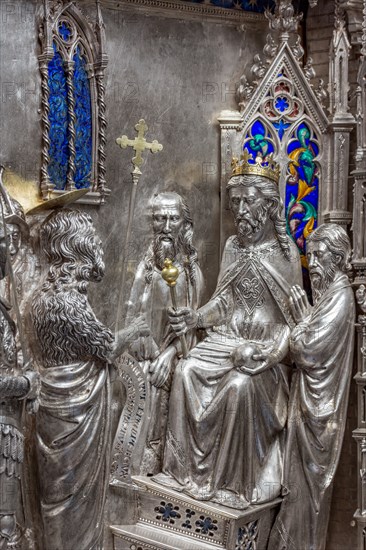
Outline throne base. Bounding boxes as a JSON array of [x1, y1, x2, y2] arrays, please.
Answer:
[[110, 476, 281, 550]]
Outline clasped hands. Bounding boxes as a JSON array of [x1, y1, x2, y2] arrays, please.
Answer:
[[289, 285, 312, 343]]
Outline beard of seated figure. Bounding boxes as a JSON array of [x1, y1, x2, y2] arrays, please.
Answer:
[[153, 232, 180, 271], [235, 202, 269, 239]]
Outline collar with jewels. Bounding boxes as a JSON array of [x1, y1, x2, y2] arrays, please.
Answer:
[[232, 237, 281, 259]]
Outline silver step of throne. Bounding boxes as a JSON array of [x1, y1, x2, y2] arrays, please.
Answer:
[[111, 476, 281, 550]]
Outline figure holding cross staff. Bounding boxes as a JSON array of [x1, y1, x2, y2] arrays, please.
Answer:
[[115, 121, 204, 476], [124, 191, 204, 475], [115, 119, 163, 330]]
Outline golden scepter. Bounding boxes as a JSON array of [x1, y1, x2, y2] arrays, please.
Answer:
[[161, 258, 188, 359]]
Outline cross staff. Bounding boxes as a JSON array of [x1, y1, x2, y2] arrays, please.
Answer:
[[115, 119, 163, 329], [116, 119, 163, 175]]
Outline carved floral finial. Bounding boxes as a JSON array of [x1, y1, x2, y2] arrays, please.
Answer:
[[265, 0, 303, 44], [235, 0, 307, 112], [304, 57, 316, 81], [263, 34, 278, 62]]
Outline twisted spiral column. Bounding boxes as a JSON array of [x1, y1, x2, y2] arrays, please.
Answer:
[[96, 67, 107, 201], [65, 60, 76, 191], [38, 54, 53, 199]]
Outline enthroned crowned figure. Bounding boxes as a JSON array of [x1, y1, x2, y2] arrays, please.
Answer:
[[126, 192, 204, 474], [153, 153, 302, 509]]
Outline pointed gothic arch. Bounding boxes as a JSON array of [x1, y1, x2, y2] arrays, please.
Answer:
[[219, 39, 329, 286], [38, 0, 109, 205]]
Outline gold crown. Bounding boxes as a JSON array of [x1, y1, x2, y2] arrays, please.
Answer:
[[230, 150, 280, 184]]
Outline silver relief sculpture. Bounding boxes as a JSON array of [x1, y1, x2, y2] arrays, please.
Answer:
[[125, 192, 204, 474], [0, 214, 39, 550], [268, 223, 355, 550], [0, 193, 41, 364], [153, 155, 303, 509], [38, 0, 109, 204], [31, 209, 149, 550]]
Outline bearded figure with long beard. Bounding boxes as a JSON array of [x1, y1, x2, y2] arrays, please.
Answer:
[[32, 209, 149, 550], [125, 192, 204, 474], [268, 223, 355, 550], [153, 157, 302, 511]]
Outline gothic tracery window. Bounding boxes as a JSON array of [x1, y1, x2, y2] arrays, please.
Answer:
[[39, 2, 108, 204], [242, 66, 322, 280]]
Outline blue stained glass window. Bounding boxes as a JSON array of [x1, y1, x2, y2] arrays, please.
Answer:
[[73, 46, 92, 189], [275, 96, 289, 112], [244, 119, 275, 159], [48, 42, 69, 190], [285, 122, 319, 262], [47, 39, 93, 190], [58, 21, 72, 41], [185, 0, 275, 12], [251, 120, 266, 136], [273, 119, 291, 141]]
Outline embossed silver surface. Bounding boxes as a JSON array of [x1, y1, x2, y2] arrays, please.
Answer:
[[31, 209, 149, 549], [153, 167, 302, 511], [268, 223, 355, 550], [124, 192, 204, 476], [0, 174, 39, 550]]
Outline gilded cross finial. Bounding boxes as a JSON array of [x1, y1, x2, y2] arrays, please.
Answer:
[[116, 118, 163, 175]]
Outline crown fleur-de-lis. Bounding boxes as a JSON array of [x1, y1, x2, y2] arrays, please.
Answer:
[[230, 150, 280, 184], [241, 149, 252, 164]]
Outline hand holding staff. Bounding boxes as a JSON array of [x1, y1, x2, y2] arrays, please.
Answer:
[[161, 258, 189, 359]]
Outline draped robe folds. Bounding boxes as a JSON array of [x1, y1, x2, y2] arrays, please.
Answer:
[[36, 360, 111, 550], [158, 236, 302, 508], [125, 256, 204, 473], [0, 301, 23, 518], [268, 274, 355, 550]]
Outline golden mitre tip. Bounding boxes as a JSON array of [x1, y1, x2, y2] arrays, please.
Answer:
[[0, 166, 89, 215]]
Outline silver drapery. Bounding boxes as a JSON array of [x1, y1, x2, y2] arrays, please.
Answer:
[[155, 236, 302, 508]]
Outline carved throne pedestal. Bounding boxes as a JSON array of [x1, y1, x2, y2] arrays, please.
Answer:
[[110, 476, 281, 550]]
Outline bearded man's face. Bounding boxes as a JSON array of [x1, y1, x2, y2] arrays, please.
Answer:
[[229, 185, 269, 238], [307, 240, 337, 303], [152, 197, 184, 268], [6, 224, 21, 258]]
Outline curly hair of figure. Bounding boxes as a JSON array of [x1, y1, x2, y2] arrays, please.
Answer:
[[32, 209, 114, 368]]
